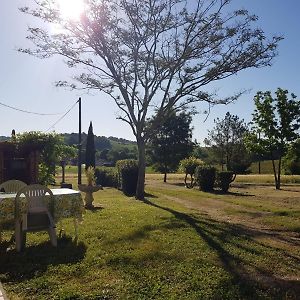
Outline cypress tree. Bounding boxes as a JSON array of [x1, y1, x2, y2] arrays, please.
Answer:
[[85, 121, 96, 170]]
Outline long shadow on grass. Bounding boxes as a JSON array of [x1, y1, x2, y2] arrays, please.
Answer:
[[143, 198, 300, 299], [207, 189, 255, 197], [168, 182, 255, 197], [281, 188, 300, 193], [0, 236, 87, 283]]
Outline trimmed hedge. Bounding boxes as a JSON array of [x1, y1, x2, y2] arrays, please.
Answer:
[[179, 157, 204, 188], [217, 171, 236, 193], [94, 167, 118, 187], [195, 165, 216, 192], [116, 159, 138, 196]]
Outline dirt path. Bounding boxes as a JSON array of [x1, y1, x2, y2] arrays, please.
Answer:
[[146, 180, 300, 256]]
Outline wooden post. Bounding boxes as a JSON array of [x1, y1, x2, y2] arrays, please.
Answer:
[[258, 132, 261, 174], [78, 97, 82, 184]]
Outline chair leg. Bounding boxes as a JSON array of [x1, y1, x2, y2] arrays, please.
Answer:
[[48, 227, 57, 247]]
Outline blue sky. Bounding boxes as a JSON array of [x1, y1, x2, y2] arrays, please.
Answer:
[[0, 0, 299, 142]]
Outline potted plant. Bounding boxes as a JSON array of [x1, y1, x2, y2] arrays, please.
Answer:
[[78, 167, 102, 209]]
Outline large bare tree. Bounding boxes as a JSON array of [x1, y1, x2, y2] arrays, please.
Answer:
[[20, 0, 281, 199]]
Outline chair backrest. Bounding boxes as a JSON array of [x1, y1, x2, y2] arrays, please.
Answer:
[[15, 184, 54, 215], [0, 180, 27, 193]]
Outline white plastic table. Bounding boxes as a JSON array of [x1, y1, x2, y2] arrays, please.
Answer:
[[0, 188, 84, 242]]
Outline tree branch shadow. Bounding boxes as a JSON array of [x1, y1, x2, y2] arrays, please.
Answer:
[[0, 235, 87, 283], [142, 197, 300, 299]]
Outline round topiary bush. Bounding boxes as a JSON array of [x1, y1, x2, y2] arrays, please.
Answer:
[[195, 165, 216, 192], [216, 171, 236, 193], [116, 159, 138, 196], [179, 156, 204, 188], [94, 167, 118, 187]]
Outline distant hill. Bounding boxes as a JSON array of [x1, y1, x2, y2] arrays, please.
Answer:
[[0, 136, 9, 142], [60, 133, 136, 152], [108, 136, 136, 145], [0, 133, 136, 153]]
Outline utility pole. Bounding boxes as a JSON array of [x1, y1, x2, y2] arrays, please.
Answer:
[[78, 97, 82, 184], [258, 131, 261, 174]]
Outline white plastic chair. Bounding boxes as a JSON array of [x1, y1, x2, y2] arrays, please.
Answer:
[[0, 180, 27, 193], [15, 184, 57, 252], [0, 180, 27, 243]]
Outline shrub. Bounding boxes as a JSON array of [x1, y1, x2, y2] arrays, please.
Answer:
[[227, 160, 251, 174], [94, 167, 118, 187], [116, 159, 138, 196], [283, 139, 300, 175], [195, 165, 216, 192], [217, 171, 236, 193], [179, 157, 204, 188]]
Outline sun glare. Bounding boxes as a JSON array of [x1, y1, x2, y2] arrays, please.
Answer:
[[57, 0, 85, 20]]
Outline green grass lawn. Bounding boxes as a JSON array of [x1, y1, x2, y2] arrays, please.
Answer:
[[0, 174, 299, 299], [249, 160, 276, 174]]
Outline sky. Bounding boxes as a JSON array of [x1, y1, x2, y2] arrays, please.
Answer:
[[0, 0, 300, 143]]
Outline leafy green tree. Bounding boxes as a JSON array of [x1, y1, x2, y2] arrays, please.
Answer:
[[192, 143, 209, 161], [58, 144, 77, 183], [85, 122, 96, 170], [63, 133, 111, 151], [107, 147, 137, 164], [16, 131, 71, 185], [99, 149, 110, 160], [148, 111, 194, 182], [245, 89, 300, 189], [94, 136, 112, 151], [283, 139, 300, 175], [20, 0, 281, 199], [204, 112, 250, 173]]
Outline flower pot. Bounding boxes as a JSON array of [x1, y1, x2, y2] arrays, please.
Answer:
[[78, 184, 102, 209]]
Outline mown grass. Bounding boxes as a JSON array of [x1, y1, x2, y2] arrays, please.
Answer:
[[146, 172, 300, 185], [64, 159, 291, 178], [1, 175, 299, 299], [249, 160, 276, 174]]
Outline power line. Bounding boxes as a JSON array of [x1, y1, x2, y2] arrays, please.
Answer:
[[0, 101, 61, 116], [45, 100, 79, 132]]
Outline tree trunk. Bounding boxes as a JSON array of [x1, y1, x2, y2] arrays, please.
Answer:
[[226, 154, 229, 171], [136, 138, 146, 200], [271, 158, 279, 190], [164, 172, 167, 183], [277, 157, 282, 190], [61, 165, 65, 183]]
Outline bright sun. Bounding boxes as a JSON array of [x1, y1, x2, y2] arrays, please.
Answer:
[[57, 0, 85, 20]]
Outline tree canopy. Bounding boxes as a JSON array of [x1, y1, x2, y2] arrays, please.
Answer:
[[20, 0, 282, 199], [204, 112, 250, 173], [245, 88, 300, 189], [16, 131, 76, 185], [85, 121, 96, 169], [283, 139, 300, 175], [148, 110, 194, 182]]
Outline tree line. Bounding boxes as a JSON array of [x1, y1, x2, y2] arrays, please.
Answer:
[[147, 88, 300, 191], [6, 87, 300, 190]]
